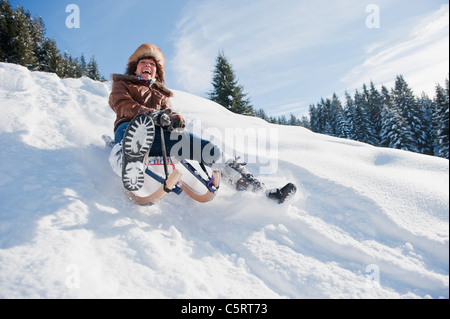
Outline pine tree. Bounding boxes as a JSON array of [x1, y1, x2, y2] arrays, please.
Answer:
[[309, 104, 320, 132], [366, 82, 384, 146], [79, 54, 87, 76], [380, 85, 413, 150], [254, 108, 269, 122], [40, 38, 62, 74], [0, 0, 14, 62], [330, 93, 344, 137], [277, 115, 288, 125], [288, 113, 301, 126], [0, 0, 105, 81], [268, 116, 277, 124], [22, 9, 42, 70], [72, 56, 82, 78], [320, 98, 332, 135], [391, 75, 427, 153], [300, 115, 311, 129], [417, 93, 437, 156], [86, 55, 101, 81], [313, 99, 327, 134], [208, 51, 253, 116], [433, 80, 449, 159], [33, 17, 48, 70], [5, 6, 37, 68], [61, 51, 72, 78], [342, 92, 355, 140], [353, 90, 373, 143], [380, 103, 410, 150]]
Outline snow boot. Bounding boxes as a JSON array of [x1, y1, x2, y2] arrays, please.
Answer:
[[121, 114, 155, 191], [109, 141, 123, 177], [267, 183, 297, 204], [222, 157, 264, 192]]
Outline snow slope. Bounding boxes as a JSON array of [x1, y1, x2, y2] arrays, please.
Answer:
[[0, 62, 448, 299]]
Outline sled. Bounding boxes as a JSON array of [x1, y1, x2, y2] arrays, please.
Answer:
[[128, 156, 221, 205], [103, 135, 221, 206]]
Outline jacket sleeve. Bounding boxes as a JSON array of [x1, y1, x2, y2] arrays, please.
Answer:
[[109, 81, 150, 120], [160, 93, 173, 111]]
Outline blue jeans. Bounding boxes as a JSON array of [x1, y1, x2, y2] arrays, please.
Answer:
[[114, 122, 221, 166]]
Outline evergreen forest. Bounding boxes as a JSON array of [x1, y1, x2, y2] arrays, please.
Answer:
[[209, 51, 449, 159], [0, 0, 104, 81]]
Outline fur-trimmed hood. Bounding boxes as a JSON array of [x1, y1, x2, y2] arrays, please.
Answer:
[[125, 43, 166, 83], [128, 44, 165, 68], [111, 74, 173, 98]]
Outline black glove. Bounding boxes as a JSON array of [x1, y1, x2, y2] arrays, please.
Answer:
[[149, 109, 172, 129], [149, 109, 185, 131]]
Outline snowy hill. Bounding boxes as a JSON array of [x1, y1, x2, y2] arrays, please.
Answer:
[[0, 62, 448, 299]]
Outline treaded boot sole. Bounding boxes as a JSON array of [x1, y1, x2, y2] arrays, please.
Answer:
[[122, 114, 155, 191]]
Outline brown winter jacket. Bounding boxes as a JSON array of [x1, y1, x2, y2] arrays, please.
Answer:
[[109, 74, 174, 131]]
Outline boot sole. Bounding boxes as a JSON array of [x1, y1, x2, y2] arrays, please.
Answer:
[[122, 114, 155, 191]]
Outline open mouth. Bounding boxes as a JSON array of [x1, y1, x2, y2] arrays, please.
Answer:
[[143, 70, 151, 74]]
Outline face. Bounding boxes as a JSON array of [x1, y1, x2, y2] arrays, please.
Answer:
[[135, 58, 157, 81]]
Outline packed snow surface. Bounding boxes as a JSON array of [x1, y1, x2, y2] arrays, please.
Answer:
[[0, 63, 448, 298]]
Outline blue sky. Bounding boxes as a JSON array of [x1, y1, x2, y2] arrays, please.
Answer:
[[10, 0, 449, 117]]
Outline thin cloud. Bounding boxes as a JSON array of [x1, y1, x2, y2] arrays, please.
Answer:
[[170, 1, 448, 117], [170, 0, 366, 96], [341, 4, 449, 96]]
